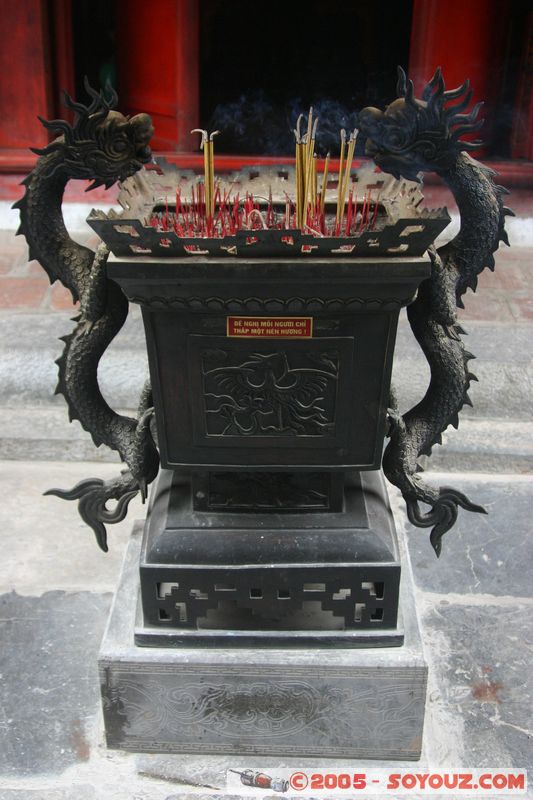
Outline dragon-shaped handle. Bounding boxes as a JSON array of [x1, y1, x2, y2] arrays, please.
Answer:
[[14, 81, 160, 551], [358, 67, 513, 555]]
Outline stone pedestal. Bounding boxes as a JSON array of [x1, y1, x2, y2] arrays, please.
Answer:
[[136, 468, 402, 648], [98, 523, 427, 760], [99, 252, 430, 758]]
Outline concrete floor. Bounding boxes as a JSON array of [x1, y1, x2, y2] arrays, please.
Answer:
[[0, 192, 532, 797], [0, 461, 532, 798]]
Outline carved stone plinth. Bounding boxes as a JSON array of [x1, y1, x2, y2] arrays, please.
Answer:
[[99, 524, 427, 759]]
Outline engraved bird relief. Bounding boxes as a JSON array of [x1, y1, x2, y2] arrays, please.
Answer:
[[203, 351, 339, 436]]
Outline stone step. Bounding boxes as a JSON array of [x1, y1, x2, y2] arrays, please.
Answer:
[[0, 311, 530, 416], [0, 405, 531, 474], [0, 311, 530, 472]]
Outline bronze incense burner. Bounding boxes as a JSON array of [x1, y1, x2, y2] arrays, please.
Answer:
[[15, 68, 510, 645]]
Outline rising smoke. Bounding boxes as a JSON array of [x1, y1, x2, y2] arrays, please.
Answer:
[[208, 91, 364, 156]]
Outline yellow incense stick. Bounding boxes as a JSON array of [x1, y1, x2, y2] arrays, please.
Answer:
[[207, 131, 220, 220], [297, 141, 306, 227], [306, 107, 314, 166], [310, 119, 318, 209], [302, 142, 314, 228], [339, 128, 358, 225], [295, 141, 300, 226], [320, 152, 330, 216], [205, 140, 212, 220], [294, 115, 305, 227], [191, 128, 209, 221], [191, 129, 219, 223], [301, 116, 318, 227], [336, 129, 346, 228]]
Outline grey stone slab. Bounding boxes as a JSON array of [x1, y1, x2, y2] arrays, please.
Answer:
[[420, 597, 533, 769], [405, 473, 533, 599], [0, 311, 147, 410], [0, 407, 120, 463], [395, 316, 533, 366], [1, 409, 531, 474], [0, 590, 110, 777], [0, 789, 96, 800], [418, 419, 533, 474], [0, 309, 144, 354], [1, 311, 531, 425], [0, 460, 143, 595], [393, 318, 533, 421], [99, 525, 427, 760]]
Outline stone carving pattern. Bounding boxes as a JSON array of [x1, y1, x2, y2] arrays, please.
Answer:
[[101, 670, 426, 756]]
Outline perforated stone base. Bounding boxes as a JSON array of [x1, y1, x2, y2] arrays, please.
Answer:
[[137, 469, 402, 647], [99, 525, 427, 759]]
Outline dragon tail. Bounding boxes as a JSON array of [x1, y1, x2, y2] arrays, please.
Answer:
[[45, 473, 140, 552]]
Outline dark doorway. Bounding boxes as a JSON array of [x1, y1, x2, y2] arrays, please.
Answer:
[[71, 0, 117, 99], [200, 0, 413, 155]]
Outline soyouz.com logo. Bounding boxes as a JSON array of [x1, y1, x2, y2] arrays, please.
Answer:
[[226, 768, 527, 795]]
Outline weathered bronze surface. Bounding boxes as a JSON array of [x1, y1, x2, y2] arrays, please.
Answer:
[[14, 69, 509, 567], [14, 81, 159, 552], [358, 67, 511, 554], [108, 254, 429, 472]]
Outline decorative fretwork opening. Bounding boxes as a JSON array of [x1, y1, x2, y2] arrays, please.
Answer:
[[144, 568, 399, 631], [190, 588, 209, 600], [400, 224, 425, 236], [174, 602, 188, 622], [362, 581, 385, 599], [157, 581, 179, 599], [332, 588, 351, 600]]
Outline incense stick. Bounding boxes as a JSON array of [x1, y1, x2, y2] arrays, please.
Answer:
[[338, 128, 358, 232], [191, 128, 219, 226], [336, 129, 346, 231], [294, 114, 305, 228], [301, 116, 318, 229], [320, 152, 330, 217]]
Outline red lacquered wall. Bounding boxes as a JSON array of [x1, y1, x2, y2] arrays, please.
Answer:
[[0, 0, 531, 173], [0, 0, 53, 154], [408, 0, 512, 155], [116, 0, 199, 152]]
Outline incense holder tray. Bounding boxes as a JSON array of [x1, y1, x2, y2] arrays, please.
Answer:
[[87, 159, 450, 259]]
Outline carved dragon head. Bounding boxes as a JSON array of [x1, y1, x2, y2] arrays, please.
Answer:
[[358, 67, 484, 182], [32, 78, 154, 190]]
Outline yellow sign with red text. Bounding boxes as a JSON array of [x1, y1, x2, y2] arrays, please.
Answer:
[[226, 316, 313, 338]]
